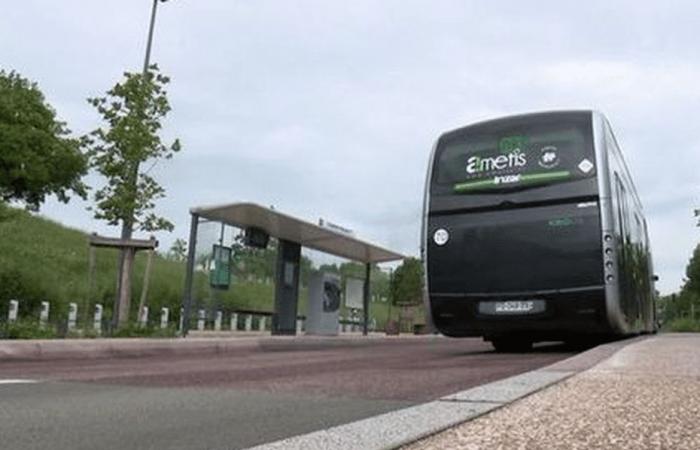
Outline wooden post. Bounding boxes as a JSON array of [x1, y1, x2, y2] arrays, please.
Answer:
[[137, 243, 155, 322], [86, 244, 96, 325]]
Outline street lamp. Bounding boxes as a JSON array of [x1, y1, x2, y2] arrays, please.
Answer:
[[143, 0, 169, 74], [113, 0, 171, 330]]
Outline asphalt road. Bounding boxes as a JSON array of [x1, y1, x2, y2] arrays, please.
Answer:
[[0, 337, 575, 450]]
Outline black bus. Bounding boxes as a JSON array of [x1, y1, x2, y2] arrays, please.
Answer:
[[421, 111, 656, 351]]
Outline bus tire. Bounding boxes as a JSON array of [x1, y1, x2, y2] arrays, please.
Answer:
[[491, 338, 532, 353]]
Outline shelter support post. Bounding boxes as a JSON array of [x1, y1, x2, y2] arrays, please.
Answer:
[[272, 239, 301, 335], [363, 262, 371, 336], [181, 213, 199, 337]]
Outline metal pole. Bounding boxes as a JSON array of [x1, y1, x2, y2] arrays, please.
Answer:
[[143, 0, 160, 74], [114, 0, 164, 329], [363, 262, 371, 336], [181, 213, 199, 337]]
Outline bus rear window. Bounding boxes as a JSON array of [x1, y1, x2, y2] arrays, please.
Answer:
[[434, 122, 595, 194]]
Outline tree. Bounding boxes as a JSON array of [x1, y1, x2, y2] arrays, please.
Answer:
[[390, 257, 424, 306], [0, 70, 87, 211], [167, 238, 187, 262], [684, 244, 700, 296], [84, 65, 181, 327]]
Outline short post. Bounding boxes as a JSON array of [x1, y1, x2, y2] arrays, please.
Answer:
[[39, 301, 50, 327], [138, 306, 149, 328], [258, 316, 266, 332], [179, 307, 184, 333], [160, 307, 169, 329], [296, 318, 303, 334], [94, 304, 103, 335], [363, 262, 371, 336], [68, 303, 78, 331], [214, 310, 222, 331], [8, 299, 18, 323], [244, 314, 252, 331], [197, 309, 206, 331], [230, 313, 238, 331]]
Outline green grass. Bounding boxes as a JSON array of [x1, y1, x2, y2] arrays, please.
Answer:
[[664, 317, 700, 332], [1, 319, 57, 339], [0, 203, 409, 334]]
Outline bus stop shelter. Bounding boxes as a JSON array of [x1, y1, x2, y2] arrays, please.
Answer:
[[181, 202, 405, 336]]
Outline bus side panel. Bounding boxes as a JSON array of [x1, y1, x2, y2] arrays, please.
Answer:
[[592, 112, 628, 335], [600, 116, 654, 334]]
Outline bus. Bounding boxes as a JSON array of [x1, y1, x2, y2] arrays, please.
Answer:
[[421, 110, 656, 351]]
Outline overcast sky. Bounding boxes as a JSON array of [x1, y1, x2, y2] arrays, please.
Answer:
[[2, 1, 699, 294]]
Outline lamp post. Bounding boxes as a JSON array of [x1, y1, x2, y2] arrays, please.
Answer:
[[143, 0, 168, 74], [113, 0, 170, 330]]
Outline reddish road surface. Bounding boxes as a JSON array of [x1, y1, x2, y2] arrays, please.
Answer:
[[0, 336, 575, 449]]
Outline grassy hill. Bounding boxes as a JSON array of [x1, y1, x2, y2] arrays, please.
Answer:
[[0, 204, 399, 333]]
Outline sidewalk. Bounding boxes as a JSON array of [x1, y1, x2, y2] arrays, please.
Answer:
[[406, 333, 700, 450]]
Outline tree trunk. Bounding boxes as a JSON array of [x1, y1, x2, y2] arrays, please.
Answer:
[[117, 247, 135, 327]]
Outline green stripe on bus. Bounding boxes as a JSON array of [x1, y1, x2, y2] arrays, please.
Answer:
[[454, 171, 571, 192]]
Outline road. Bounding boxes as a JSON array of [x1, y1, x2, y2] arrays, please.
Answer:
[[0, 337, 575, 450]]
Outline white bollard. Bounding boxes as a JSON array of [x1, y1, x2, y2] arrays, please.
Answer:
[[138, 306, 149, 328], [160, 307, 169, 329], [296, 318, 303, 334], [179, 307, 184, 332], [39, 301, 50, 327], [258, 316, 266, 331], [197, 309, 206, 331], [230, 313, 238, 331], [244, 314, 252, 331], [67, 303, 77, 331], [214, 311, 222, 331], [8, 299, 18, 323], [94, 304, 103, 335]]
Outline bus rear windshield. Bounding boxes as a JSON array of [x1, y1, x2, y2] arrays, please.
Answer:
[[433, 120, 595, 194]]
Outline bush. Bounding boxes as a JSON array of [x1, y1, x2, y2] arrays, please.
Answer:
[[111, 323, 178, 338], [1, 320, 57, 339], [664, 318, 700, 332]]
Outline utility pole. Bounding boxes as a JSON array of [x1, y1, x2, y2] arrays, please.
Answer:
[[114, 0, 170, 329]]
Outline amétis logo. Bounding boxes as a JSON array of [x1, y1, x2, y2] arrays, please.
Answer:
[[466, 149, 527, 175]]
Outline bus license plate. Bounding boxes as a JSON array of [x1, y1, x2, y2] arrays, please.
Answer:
[[478, 300, 545, 315]]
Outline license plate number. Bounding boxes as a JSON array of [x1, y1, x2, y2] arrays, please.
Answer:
[[478, 300, 546, 315], [496, 301, 534, 313]]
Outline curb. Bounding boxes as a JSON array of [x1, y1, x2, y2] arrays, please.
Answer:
[[0, 334, 441, 362], [248, 337, 646, 450]]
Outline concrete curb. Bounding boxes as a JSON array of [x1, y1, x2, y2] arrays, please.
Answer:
[[0, 334, 442, 362], [248, 338, 645, 450]]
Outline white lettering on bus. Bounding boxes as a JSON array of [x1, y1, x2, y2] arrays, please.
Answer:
[[466, 149, 527, 175]]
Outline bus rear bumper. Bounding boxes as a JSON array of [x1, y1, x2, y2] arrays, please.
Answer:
[[429, 289, 612, 340]]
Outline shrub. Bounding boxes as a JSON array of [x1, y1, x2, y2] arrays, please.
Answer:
[[664, 317, 700, 332], [1, 320, 57, 339], [111, 323, 178, 338]]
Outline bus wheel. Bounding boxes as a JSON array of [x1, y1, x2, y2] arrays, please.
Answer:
[[491, 338, 532, 353]]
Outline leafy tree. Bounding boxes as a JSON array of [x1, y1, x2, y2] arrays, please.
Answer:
[[85, 65, 180, 232], [167, 238, 187, 262], [390, 257, 424, 306], [0, 70, 87, 211], [84, 65, 181, 327], [684, 244, 700, 296]]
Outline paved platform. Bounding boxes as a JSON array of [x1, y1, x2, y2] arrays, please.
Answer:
[[405, 333, 700, 450]]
